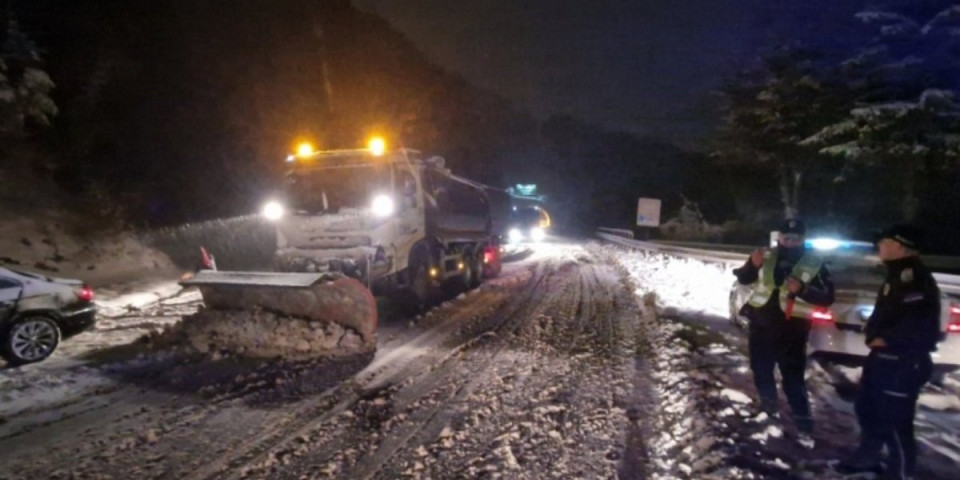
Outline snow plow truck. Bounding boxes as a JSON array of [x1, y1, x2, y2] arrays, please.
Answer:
[[181, 142, 501, 355]]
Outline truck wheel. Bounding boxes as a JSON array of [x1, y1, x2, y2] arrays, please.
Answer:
[[407, 263, 433, 313], [469, 250, 484, 289], [458, 252, 474, 292], [1, 315, 61, 366]]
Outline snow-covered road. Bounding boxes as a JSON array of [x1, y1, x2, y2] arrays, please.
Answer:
[[0, 241, 649, 480], [1, 239, 957, 480]]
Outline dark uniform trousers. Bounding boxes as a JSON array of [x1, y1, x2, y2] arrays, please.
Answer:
[[748, 319, 812, 429], [855, 349, 932, 477], [844, 254, 941, 478], [735, 247, 833, 433]]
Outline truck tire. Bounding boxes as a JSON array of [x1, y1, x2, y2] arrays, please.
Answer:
[[457, 250, 474, 292], [407, 261, 433, 314], [469, 249, 484, 289]]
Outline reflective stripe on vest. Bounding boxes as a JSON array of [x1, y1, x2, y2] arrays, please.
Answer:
[[747, 250, 823, 318]]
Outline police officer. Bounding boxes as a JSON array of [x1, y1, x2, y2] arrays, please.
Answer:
[[734, 219, 835, 446], [837, 225, 939, 480]]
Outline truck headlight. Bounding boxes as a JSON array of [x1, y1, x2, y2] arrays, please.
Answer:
[[261, 200, 285, 221], [371, 194, 395, 217], [530, 227, 546, 242], [508, 228, 524, 243]]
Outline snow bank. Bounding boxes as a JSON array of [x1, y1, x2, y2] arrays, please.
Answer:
[[616, 248, 734, 318], [144, 215, 276, 271], [0, 211, 176, 286], [147, 308, 369, 360], [604, 240, 960, 479]]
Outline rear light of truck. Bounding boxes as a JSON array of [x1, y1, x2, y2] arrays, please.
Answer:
[[810, 308, 834, 323], [948, 305, 960, 333], [76, 285, 95, 302], [484, 245, 498, 264]]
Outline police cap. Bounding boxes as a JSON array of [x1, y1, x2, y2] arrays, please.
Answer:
[[876, 224, 925, 251], [779, 218, 806, 236]]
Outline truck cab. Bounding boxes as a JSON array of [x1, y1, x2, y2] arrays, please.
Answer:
[[263, 147, 495, 306]]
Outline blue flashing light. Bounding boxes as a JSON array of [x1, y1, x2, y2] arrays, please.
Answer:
[[808, 237, 844, 251]]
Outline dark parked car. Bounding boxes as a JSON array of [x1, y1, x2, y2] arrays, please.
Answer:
[[0, 267, 97, 366]]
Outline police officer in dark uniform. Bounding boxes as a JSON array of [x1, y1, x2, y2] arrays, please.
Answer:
[[837, 225, 939, 480], [734, 219, 835, 446]]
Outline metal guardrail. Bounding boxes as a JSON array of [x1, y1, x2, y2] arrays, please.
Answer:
[[596, 232, 744, 266], [597, 230, 960, 296], [651, 239, 960, 272], [651, 239, 755, 254], [596, 227, 634, 239]]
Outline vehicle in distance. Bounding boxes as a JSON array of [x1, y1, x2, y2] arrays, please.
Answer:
[[507, 205, 549, 244]]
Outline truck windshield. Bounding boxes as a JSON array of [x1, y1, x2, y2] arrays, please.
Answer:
[[510, 207, 541, 228], [286, 164, 392, 214]]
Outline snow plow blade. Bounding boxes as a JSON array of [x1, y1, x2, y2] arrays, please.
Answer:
[[180, 271, 378, 349]]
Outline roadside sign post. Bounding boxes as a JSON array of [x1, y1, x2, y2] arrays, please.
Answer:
[[635, 198, 661, 240]]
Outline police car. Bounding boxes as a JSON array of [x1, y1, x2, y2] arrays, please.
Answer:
[[729, 238, 960, 372]]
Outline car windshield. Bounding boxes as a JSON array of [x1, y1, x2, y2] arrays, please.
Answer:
[[286, 163, 392, 214]]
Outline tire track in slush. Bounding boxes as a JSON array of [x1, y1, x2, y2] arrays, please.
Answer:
[[237, 260, 561, 480], [342, 260, 580, 480], [190, 260, 556, 480], [3, 245, 647, 480], [356, 255, 636, 480]]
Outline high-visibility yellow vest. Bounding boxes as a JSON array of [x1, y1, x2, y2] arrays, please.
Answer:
[[747, 250, 823, 318]]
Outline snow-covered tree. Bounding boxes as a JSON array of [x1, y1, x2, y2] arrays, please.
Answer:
[[803, 4, 960, 221], [716, 45, 850, 219], [659, 197, 723, 242], [0, 19, 57, 136]]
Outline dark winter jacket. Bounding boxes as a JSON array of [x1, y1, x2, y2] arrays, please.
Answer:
[[865, 256, 941, 354], [734, 246, 835, 328]]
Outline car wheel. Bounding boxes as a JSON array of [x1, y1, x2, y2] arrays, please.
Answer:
[[1, 315, 61, 366]]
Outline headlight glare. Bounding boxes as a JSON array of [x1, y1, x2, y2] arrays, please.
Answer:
[[371, 194, 395, 217], [530, 227, 546, 242], [262, 200, 285, 221]]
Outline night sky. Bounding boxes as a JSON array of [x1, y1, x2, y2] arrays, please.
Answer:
[[354, 0, 856, 148]]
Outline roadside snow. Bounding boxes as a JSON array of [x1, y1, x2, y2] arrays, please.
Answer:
[[0, 364, 112, 418], [920, 393, 960, 412], [1, 279, 195, 425], [602, 240, 960, 479], [750, 424, 784, 443], [96, 280, 186, 315], [720, 388, 753, 405], [0, 211, 178, 286], [616, 249, 734, 318]]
